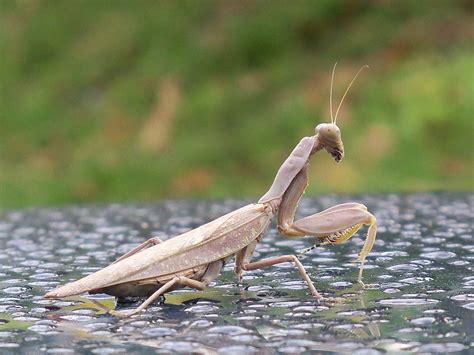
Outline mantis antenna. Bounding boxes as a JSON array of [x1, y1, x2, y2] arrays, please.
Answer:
[[330, 62, 337, 123], [333, 64, 369, 124]]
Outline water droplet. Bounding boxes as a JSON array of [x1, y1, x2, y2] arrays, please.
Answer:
[[462, 279, 474, 288], [420, 251, 456, 260], [399, 277, 432, 284], [30, 273, 57, 280], [142, 327, 177, 337], [184, 304, 219, 313], [330, 281, 352, 287], [450, 260, 469, 266], [423, 309, 445, 314], [381, 282, 406, 289], [379, 298, 439, 306], [381, 251, 409, 257], [387, 264, 420, 272], [160, 341, 202, 352], [269, 301, 301, 308], [462, 302, 474, 310], [353, 349, 382, 355], [188, 319, 213, 328], [398, 327, 422, 333], [1, 287, 29, 295], [209, 325, 250, 335], [28, 324, 55, 333], [338, 310, 366, 317], [418, 343, 466, 353], [218, 345, 259, 354], [60, 315, 94, 322], [0, 343, 20, 349], [410, 317, 435, 326], [451, 294, 474, 301], [91, 347, 123, 354]]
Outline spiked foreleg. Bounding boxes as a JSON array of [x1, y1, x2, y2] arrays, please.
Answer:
[[355, 215, 377, 285], [276, 164, 309, 237], [275, 164, 368, 237], [293, 208, 377, 285], [274, 163, 377, 284]]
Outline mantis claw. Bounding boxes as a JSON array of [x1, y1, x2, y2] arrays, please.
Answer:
[[311, 291, 323, 301], [108, 309, 137, 318]]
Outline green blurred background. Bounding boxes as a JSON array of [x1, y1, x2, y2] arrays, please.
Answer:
[[1, 0, 473, 209]]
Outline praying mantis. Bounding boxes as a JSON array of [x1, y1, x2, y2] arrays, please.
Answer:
[[44, 64, 377, 318]]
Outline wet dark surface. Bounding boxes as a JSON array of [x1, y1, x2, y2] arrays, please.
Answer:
[[0, 194, 472, 354]]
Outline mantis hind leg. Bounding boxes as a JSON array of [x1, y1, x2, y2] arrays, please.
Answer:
[[109, 260, 225, 318], [109, 277, 183, 318], [112, 236, 163, 264]]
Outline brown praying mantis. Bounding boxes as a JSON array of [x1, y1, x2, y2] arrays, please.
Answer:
[[44, 64, 377, 318]]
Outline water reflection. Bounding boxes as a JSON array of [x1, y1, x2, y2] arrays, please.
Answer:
[[0, 193, 472, 352]]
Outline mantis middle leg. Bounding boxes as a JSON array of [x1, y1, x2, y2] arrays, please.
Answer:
[[235, 239, 322, 300]]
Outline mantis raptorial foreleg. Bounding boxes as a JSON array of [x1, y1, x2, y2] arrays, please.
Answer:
[[273, 164, 377, 286], [112, 236, 163, 264], [292, 209, 377, 286]]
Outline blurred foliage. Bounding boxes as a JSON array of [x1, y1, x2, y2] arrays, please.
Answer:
[[0, 0, 472, 209]]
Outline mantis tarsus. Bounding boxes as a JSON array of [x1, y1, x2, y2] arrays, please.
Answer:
[[45, 64, 377, 318]]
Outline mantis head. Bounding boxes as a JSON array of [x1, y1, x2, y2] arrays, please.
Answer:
[[315, 123, 344, 162], [316, 63, 369, 163]]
